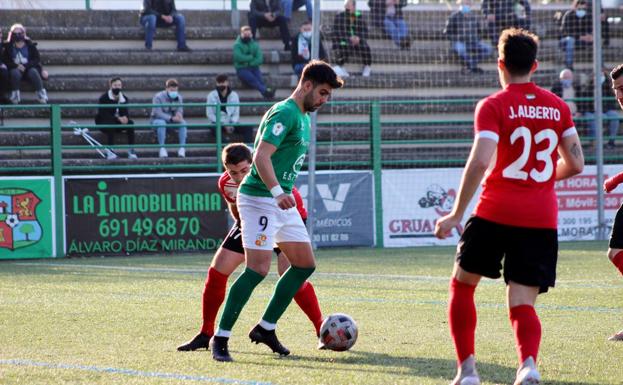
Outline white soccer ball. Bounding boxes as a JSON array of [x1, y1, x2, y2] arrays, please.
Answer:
[[318, 313, 358, 351]]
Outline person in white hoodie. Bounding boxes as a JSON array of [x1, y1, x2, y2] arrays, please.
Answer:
[[206, 74, 251, 143]]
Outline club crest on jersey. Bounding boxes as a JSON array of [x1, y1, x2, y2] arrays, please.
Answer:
[[255, 234, 267, 247], [272, 122, 284, 136]]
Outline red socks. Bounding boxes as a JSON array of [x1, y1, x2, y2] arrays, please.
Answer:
[[293, 281, 323, 336], [509, 304, 541, 364], [611, 251, 623, 275], [448, 278, 477, 364], [200, 267, 229, 335]]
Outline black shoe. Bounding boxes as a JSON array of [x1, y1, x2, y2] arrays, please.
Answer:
[[248, 324, 290, 356], [177, 332, 211, 351], [177, 45, 192, 52], [209, 336, 233, 362]]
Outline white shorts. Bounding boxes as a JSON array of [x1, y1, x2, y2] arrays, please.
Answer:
[[238, 193, 310, 250]]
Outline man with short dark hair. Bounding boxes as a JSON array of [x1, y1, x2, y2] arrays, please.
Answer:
[[559, 0, 591, 70], [601, 63, 623, 342], [206, 74, 248, 142], [209, 60, 343, 362], [95, 77, 137, 160], [444, 0, 492, 74], [139, 0, 191, 51], [248, 0, 291, 51], [435, 28, 584, 385], [151, 78, 187, 158]]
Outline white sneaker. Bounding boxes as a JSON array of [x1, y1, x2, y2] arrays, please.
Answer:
[[36, 88, 48, 104], [159, 147, 168, 158], [177, 147, 186, 158], [105, 149, 118, 160], [450, 355, 480, 385], [333, 65, 349, 78], [362, 65, 371, 77], [513, 357, 540, 385], [128, 151, 138, 160], [9, 90, 20, 104]]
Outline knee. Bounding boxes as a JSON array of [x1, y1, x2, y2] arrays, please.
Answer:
[[142, 15, 156, 27], [174, 14, 185, 23], [607, 248, 620, 261]]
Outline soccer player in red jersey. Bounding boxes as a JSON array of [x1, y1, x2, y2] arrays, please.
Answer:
[[602, 64, 623, 341], [434, 28, 584, 385], [177, 143, 323, 351]]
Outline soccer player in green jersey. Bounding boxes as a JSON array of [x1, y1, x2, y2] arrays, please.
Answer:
[[209, 60, 344, 362]]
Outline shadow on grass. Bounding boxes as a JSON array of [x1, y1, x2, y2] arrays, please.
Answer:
[[243, 350, 602, 385]]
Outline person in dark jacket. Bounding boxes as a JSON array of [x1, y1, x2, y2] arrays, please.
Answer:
[[139, 0, 191, 51], [559, 0, 592, 70], [95, 77, 137, 160], [482, 0, 531, 44], [1, 24, 47, 104], [579, 69, 621, 149], [368, 0, 410, 49], [248, 0, 291, 51], [291, 20, 328, 77], [444, 0, 492, 74], [332, 0, 372, 78], [0, 28, 10, 103]]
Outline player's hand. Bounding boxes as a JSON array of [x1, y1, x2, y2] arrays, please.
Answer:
[[604, 176, 620, 193], [434, 214, 460, 240], [275, 194, 296, 210]]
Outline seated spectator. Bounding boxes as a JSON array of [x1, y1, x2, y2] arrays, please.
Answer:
[[1, 24, 47, 104], [551, 68, 579, 116], [443, 0, 492, 74], [332, 0, 372, 78], [559, 0, 592, 70], [482, 0, 531, 44], [291, 20, 328, 78], [248, 0, 291, 51], [234, 26, 275, 99], [206, 74, 252, 143], [368, 0, 410, 49], [95, 77, 138, 160], [139, 0, 191, 51], [281, 0, 313, 22], [151, 79, 187, 158], [0, 29, 9, 104], [580, 69, 621, 149]]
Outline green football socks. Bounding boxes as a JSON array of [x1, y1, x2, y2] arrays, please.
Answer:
[[261, 265, 316, 324], [217, 267, 265, 333]]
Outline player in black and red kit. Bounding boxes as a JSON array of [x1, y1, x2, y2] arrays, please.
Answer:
[[435, 28, 584, 385], [602, 64, 623, 342], [177, 143, 322, 351]]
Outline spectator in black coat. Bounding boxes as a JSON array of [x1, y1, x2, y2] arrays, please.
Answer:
[[482, 0, 531, 44], [248, 0, 291, 51], [444, 0, 492, 74], [559, 0, 592, 70], [331, 0, 372, 78], [0, 28, 9, 104], [1, 24, 47, 104], [139, 0, 191, 51], [95, 77, 137, 160], [291, 20, 328, 77]]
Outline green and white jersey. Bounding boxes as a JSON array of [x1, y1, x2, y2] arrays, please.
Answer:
[[240, 98, 310, 197]]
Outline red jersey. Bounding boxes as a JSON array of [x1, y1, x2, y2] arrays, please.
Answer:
[[473, 82, 576, 229], [217, 171, 308, 219]]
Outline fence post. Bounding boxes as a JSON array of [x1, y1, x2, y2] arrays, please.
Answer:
[[370, 101, 383, 248], [51, 105, 65, 258], [215, 106, 223, 173]]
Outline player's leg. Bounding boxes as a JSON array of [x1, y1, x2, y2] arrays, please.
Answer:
[[210, 195, 277, 361], [607, 204, 623, 341], [177, 224, 246, 351], [277, 249, 323, 336], [449, 216, 506, 385], [507, 282, 541, 385]]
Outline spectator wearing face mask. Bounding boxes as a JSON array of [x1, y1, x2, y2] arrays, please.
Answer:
[[206, 74, 250, 143], [291, 20, 328, 78], [151, 78, 187, 158], [551, 68, 579, 116], [559, 0, 592, 70], [1, 23, 48, 104], [443, 0, 492, 74], [95, 77, 137, 160], [233, 25, 275, 99]]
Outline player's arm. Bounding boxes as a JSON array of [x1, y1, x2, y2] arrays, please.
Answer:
[[434, 136, 496, 239], [253, 140, 296, 210], [227, 201, 240, 221], [605, 171, 623, 193], [555, 130, 584, 181]]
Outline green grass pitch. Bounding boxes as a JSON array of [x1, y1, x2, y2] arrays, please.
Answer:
[[1, 241, 621, 385]]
